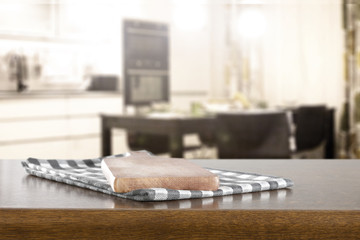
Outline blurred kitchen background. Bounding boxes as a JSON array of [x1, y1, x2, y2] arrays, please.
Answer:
[[0, 0, 357, 159]]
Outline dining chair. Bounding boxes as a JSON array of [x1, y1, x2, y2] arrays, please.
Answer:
[[127, 132, 169, 155], [127, 132, 203, 157], [293, 105, 327, 157], [216, 111, 291, 159]]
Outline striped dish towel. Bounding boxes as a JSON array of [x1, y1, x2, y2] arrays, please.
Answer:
[[21, 151, 294, 202]]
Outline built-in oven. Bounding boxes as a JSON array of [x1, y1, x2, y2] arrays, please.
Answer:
[[123, 19, 169, 106]]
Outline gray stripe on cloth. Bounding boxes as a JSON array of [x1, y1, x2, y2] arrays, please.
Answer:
[[83, 159, 96, 168], [27, 158, 40, 165], [166, 189, 180, 200], [67, 160, 82, 169], [47, 160, 64, 169]]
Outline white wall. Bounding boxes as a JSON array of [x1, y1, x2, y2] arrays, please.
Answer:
[[261, 0, 344, 110], [208, 1, 227, 98], [210, 0, 344, 113]]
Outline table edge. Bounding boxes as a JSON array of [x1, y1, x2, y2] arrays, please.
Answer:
[[1, 209, 359, 239]]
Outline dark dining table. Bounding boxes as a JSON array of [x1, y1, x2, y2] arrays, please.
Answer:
[[1, 159, 359, 239], [101, 114, 215, 158], [101, 108, 335, 158]]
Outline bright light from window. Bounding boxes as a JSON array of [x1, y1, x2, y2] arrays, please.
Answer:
[[237, 9, 266, 39], [173, 0, 207, 31]]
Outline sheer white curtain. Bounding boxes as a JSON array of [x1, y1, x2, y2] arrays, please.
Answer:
[[260, 0, 344, 109]]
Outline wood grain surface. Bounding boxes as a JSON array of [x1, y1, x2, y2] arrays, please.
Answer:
[[1, 209, 360, 240], [1, 159, 360, 239], [102, 151, 219, 192]]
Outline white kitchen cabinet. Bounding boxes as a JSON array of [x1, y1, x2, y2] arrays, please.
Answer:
[[0, 93, 123, 159]]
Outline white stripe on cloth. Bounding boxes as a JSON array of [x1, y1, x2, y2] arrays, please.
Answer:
[[258, 181, 271, 190], [274, 178, 287, 188], [201, 191, 214, 198], [253, 176, 269, 181], [219, 186, 234, 195], [178, 190, 192, 199], [152, 188, 168, 201], [241, 184, 253, 193], [236, 174, 252, 179], [222, 172, 237, 176]]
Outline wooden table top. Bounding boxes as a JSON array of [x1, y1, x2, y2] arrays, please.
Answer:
[[1, 159, 360, 239], [1, 159, 359, 210]]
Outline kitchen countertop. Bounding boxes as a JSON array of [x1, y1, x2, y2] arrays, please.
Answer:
[[0, 90, 122, 99]]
